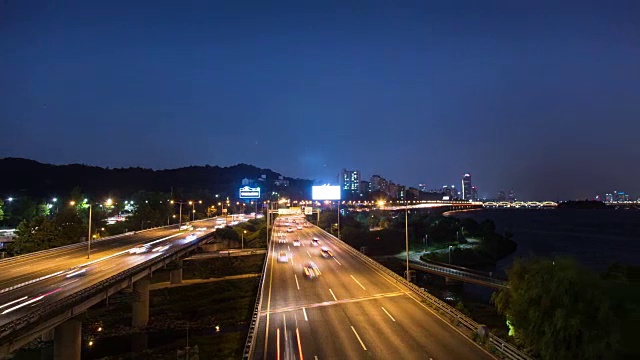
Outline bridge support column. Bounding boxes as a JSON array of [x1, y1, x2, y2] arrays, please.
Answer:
[[170, 259, 183, 285], [53, 317, 82, 360], [132, 277, 150, 328]]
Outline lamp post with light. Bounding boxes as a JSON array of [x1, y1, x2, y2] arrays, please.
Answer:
[[171, 200, 188, 229], [242, 230, 247, 250]]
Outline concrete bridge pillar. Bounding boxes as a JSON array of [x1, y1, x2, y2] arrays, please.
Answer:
[[132, 277, 150, 328], [170, 259, 183, 285], [53, 317, 82, 360]]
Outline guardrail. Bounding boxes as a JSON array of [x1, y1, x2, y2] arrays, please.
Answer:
[[408, 260, 508, 288], [0, 230, 214, 343], [0, 217, 223, 265], [319, 228, 533, 360], [242, 224, 274, 359]]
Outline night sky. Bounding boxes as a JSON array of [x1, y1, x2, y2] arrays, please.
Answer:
[[1, 1, 639, 200]]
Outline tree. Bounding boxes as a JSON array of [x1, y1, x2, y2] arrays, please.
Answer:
[[0, 199, 4, 222], [492, 257, 619, 359]]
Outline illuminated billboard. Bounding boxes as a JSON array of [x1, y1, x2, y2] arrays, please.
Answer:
[[239, 186, 261, 199], [312, 185, 341, 200]]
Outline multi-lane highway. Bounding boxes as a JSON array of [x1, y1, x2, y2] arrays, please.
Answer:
[[255, 216, 494, 360], [0, 216, 237, 328]]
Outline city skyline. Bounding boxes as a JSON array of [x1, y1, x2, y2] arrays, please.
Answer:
[[2, 1, 639, 200]]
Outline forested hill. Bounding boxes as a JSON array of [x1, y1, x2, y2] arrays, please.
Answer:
[[0, 158, 312, 199]]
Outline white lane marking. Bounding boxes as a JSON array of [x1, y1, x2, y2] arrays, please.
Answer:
[[381, 306, 396, 322], [307, 250, 311, 258], [351, 326, 367, 351], [294, 274, 300, 290], [333, 257, 342, 265], [302, 307, 308, 321], [314, 356, 319, 360], [329, 288, 337, 301], [350, 275, 366, 290], [288, 246, 291, 251]]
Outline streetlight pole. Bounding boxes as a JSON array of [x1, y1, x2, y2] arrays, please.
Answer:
[[449, 246, 453, 264], [242, 230, 246, 250], [87, 203, 92, 259], [171, 201, 188, 229], [405, 199, 410, 281], [337, 201, 340, 240]]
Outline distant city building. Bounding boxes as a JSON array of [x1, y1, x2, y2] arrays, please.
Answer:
[[359, 180, 371, 197], [340, 169, 361, 198], [508, 189, 516, 202], [388, 182, 399, 199], [397, 185, 406, 201], [407, 187, 420, 200], [418, 183, 428, 192], [605, 193, 613, 202], [471, 186, 478, 201], [370, 175, 388, 193], [497, 190, 506, 202], [462, 173, 473, 201], [442, 185, 453, 200], [273, 176, 289, 187]]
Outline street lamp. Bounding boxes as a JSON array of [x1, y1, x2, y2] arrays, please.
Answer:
[[171, 200, 188, 229], [71, 200, 92, 259], [449, 245, 453, 264], [242, 230, 247, 250]]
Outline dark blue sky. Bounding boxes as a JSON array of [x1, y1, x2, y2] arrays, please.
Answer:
[[1, 1, 639, 200]]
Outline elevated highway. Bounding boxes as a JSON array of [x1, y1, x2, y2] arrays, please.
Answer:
[[0, 216, 238, 358]]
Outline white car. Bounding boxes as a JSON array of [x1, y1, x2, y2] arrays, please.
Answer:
[[293, 239, 301, 247], [277, 251, 288, 263], [185, 233, 197, 241], [311, 238, 319, 246], [297, 226, 303, 230]]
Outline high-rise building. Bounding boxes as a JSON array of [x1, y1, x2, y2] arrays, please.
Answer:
[[340, 169, 361, 198], [359, 180, 371, 197], [397, 185, 406, 201], [471, 186, 478, 201], [370, 175, 389, 193], [418, 183, 428, 192], [497, 190, 506, 201], [508, 189, 516, 202], [462, 173, 473, 201]]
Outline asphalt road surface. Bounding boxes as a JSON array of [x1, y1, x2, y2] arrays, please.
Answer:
[[254, 216, 495, 360]]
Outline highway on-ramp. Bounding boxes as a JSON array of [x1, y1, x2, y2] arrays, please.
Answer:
[[254, 216, 495, 360]]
